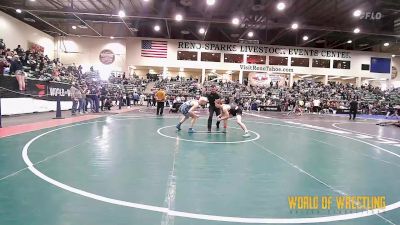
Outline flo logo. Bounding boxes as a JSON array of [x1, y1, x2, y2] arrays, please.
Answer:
[[35, 84, 46, 97], [360, 12, 382, 20]]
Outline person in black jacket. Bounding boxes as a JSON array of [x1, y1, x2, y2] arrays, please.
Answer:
[[349, 99, 358, 120], [10, 55, 25, 91], [206, 85, 221, 132]]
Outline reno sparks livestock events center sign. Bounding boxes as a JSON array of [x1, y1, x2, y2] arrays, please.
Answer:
[[177, 41, 352, 59]]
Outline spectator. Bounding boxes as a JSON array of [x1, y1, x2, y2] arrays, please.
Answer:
[[104, 98, 113, 110], [10, 55, 25, 91], [140, 93, 146, 105], [79, 85, 86, 114], [84, 86, 94, 112], [14, 45, 24, 55], [70, 83, 81, 115], [0, 39, 5, 51], [0, 53, 9, 75], [133, 92, 139, 105]]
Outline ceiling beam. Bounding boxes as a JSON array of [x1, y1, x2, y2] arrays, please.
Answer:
[[121, 17, 135, 36], [43, 0, 64, 10], [165, 19, 171, 39], [96, 0, 112, 11], [25, 10, 68, 36], [87, 0, 102, 12], [267, 29, 289, 45], [329, 41, 351, 49], [77, 0, 90, 11], [128, 0, 137, 13], [358, 43, 378, 51], [73, 13, 101, 36], [327, 39, 342, 48], [218, 28, 234, 42], [300, 31, 331, 47], [236, 16, 264, 42], [188, 27, 202, 41], [203, 23, 211, 41], [236, 27, 252, 42], [108, 0, 117, 10], [1, 5, 399, 40], [329, 34, 369, 48]]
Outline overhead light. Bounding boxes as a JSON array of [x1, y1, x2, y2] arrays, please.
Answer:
[[72, 25, 77, 30], [199, 27, 205, 34], [383, 42, 389, 47], [392, 55, 396, 57], [175, 14, 183, 21], [248, 31, 254, 37], [347, 40, 352, 44], [277, 2, 286, 11], [302, 35, 309, 41], [342, 77, 355, 80], [300, 75, 312, 78], [206, 0, 216, 6], [110, 36, 115, 39], [353, 27, 360, 33], [118, 10, 125, 17], [30, 0, 36, 1], [154, 25, 160, 31], [353, 9, 362, 17], [291, 23, 298, 30], [16, 9, 22, 13], [180, 68, 184, 72], [232, 17, 240, 25]]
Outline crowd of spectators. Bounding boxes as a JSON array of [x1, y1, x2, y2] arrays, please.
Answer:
[[204, 80, 252, 99], [0, 39, 90, 85], [153, 79, 201, 96], [1, 39, 399, 117], [0, 39, 154, 114], [248, 80, 400, 116]]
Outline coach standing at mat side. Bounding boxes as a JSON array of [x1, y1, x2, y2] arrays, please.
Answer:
[[155, 87, 166, 116], [206, 85, 221, 132]]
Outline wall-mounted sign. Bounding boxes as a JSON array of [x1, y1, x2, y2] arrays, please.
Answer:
[[178, 41, 352, 59], [248, 72, 286, 87], [240, 64, 294, 73], [99, 49, 115, 65], [29, 42, 45, 53]]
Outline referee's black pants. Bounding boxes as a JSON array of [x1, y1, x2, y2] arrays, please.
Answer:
[[208, 105, 221, 130], [349, 109, 357, 120], [157, 102, 164, 115]]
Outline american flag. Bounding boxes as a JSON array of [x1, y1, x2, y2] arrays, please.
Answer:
[[141, 40, 168, 58]]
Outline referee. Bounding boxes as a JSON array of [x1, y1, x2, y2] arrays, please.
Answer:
[[155, 87, 166, 116], [206, 85, 221, 132], [349, 98, 358, 120]]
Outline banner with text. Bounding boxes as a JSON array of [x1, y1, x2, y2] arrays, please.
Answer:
[[0, 76, 72, 101], [178, 41, 352, 59], [248, 72, 286, 87]]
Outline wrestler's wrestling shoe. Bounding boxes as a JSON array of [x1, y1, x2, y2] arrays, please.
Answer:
[[243, 132, 251, 138]]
